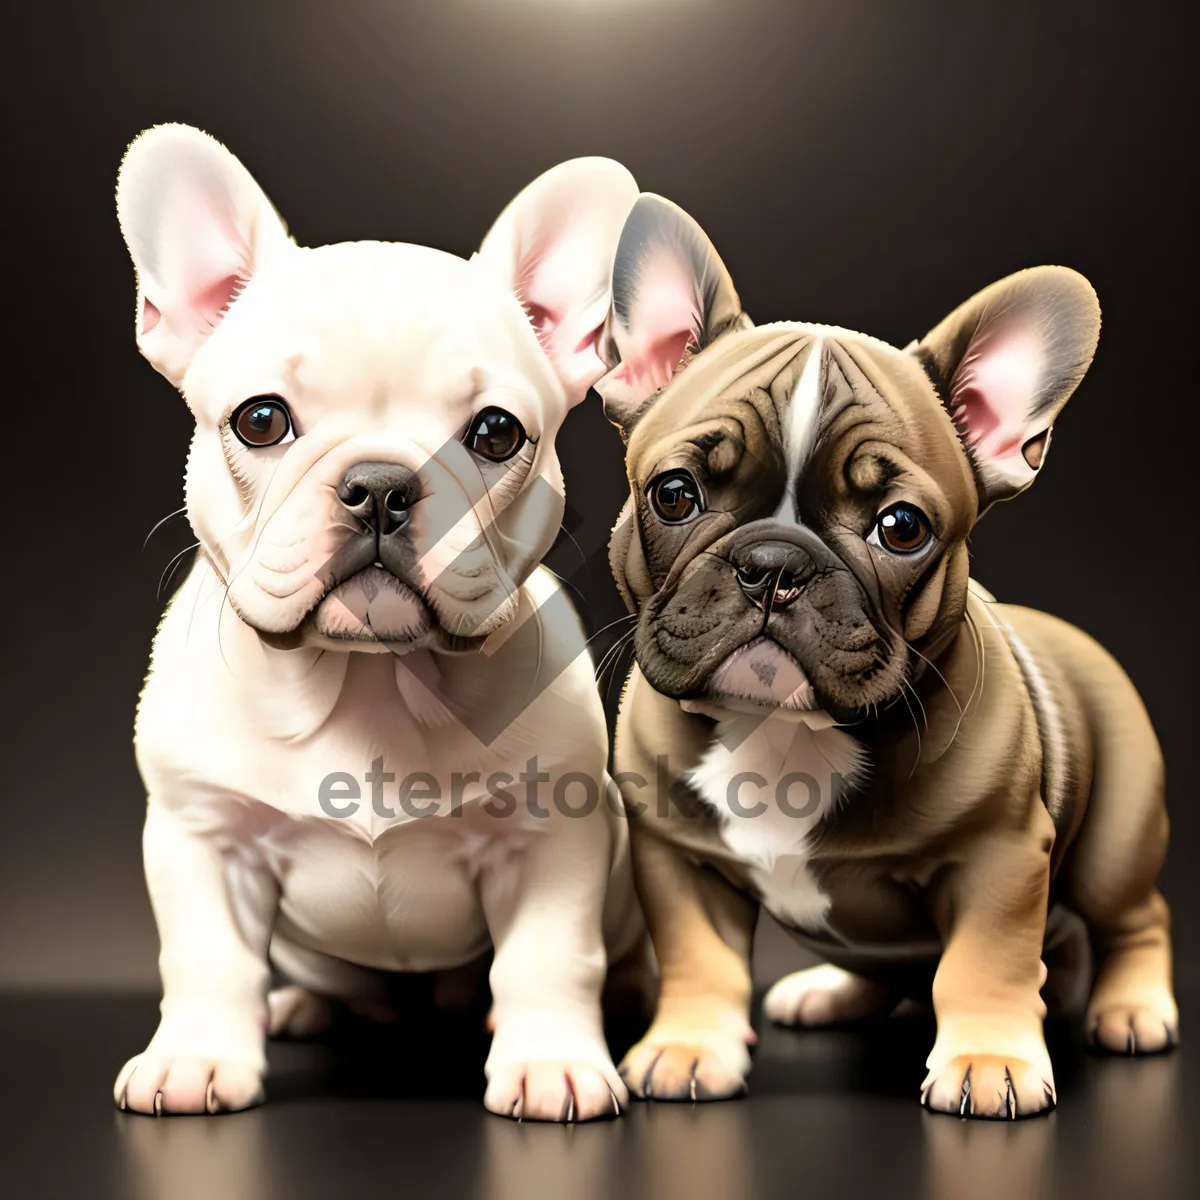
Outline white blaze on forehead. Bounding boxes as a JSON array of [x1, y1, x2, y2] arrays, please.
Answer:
[[774, 338, 824, 521]]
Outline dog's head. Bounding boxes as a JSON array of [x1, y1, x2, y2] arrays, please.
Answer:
[[118, 124, 636, 652], [596, 196, 1100, 721]]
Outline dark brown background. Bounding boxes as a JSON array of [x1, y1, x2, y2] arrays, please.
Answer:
[[2, 4, 1198, 1199], [1, 0, 1195, 992]]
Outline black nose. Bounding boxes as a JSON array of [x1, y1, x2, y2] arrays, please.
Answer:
[[337, 462, 419, 536], [733, 542, 815, 611]]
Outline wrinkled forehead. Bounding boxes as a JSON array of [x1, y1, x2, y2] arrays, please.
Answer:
[[184, 241, 557, 421], [627, 322, 959, 479]]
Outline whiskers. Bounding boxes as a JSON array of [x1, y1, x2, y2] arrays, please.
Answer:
[[143, 506, 187, 551], [950, 601, 988, 749], [589, 612, 638, 705], [897, 676, 928, 778], [557, 522, 588, 575], [540, 564, 587, 607], [157, 540, 200, 601], [537, 522, 592, 608], [886, 604, 988, 763], [144, 502, 197, 602]]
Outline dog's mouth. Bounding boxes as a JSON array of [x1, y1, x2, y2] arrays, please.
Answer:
[[259, 561, 489, 654], [237, 497, 521, 653], [308, 564, 433, 645], [702, 636, 817, 712]]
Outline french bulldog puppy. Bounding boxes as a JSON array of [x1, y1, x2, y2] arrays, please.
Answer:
[[113, 125, 645, 1121], [593, 194, 1176, 1117]]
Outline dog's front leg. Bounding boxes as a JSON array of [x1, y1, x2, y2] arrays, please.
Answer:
[[620, 825, 758, 1101], [114, 803, 278, 1115], [922, 806, 1057, 1119], [479, 805, 626, 1122]]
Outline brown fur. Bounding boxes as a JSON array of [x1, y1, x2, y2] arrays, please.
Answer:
[[595, 194, 1176, 1118]]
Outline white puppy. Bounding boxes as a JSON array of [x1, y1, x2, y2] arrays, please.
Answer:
[[112, 125, 644, 1121]]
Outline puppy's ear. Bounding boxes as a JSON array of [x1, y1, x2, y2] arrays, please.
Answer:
[[475, 157, 639, 407], [117, 124, 293, 386], [596, 195, 749, 437], [913, 266, 1100, 511]]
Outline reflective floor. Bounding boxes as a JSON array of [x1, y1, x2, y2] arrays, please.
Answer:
[[1, 985, 1194, 1200]]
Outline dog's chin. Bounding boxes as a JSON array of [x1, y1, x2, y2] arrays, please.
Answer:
[[253, 569, 500, 656], [701, 636, 818, 712], [305, 567, 435, 651]]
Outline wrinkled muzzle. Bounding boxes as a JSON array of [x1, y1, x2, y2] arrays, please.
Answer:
[[636, 520, 906, 719], [218, 432, 530, 649]]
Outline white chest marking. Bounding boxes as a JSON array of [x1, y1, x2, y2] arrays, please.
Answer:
[[691, 709, 867, 931]]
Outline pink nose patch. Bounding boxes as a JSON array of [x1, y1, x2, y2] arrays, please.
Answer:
[[708, 637, 815, 710]]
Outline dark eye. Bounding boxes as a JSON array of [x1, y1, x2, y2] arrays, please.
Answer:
[[648, 470, 705, 524], [875, 502, 932, 554], [232, 396, 294, 448], [465, 407, 527, 462]]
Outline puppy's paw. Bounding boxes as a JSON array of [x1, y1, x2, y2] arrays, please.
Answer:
[[764, 964, 893, 1028], [267, 986, 335, 1039], [1088, 1000, 1179, 1056], [620, 1036, 750, 1102], [114, 1052, 265, 1115], [922, 1054, 1055, 1120], [484, 1060, 627, 1122]]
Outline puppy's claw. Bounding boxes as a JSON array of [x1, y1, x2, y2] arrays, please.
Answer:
[[642, 1050, 664, 1100], [153, 1091, 164, 1118], [620, 1039, 749, 1103], [608, 1088, 622, 1118], [927, 1054, 1052, 1119], [1089, 1001, 1178, 1055]]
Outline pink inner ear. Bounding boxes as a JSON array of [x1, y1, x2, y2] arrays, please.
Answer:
[[154, 180, 254, 336], [612, 248, 702, 392], [521, 298, 558, 354], [951, 329, 1043, 461], [613, 329, 695, 391], [521, 295, 604, 363], [140, 297, 161, 334], [191, 272, 245, 329], [513, 219, 597, 359], [572, 325, 601, 355]]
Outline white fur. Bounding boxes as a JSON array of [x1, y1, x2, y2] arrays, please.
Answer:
[[774, 337, 824, 520], [690, 706, 867, 932], [113, 126, 642, 1119]]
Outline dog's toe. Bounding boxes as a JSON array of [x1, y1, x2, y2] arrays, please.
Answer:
[[485, 1059, 626, 1122], [1089, 1004, 1179, 1056], [619, 1039, 748, 1102], [764, 964, 892, 1028], [116, 1052, 264, 1116], [922, 1054, 1054, 1120]]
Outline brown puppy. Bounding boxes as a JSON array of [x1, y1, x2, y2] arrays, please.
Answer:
[[593, 195, 1176, 1118]]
